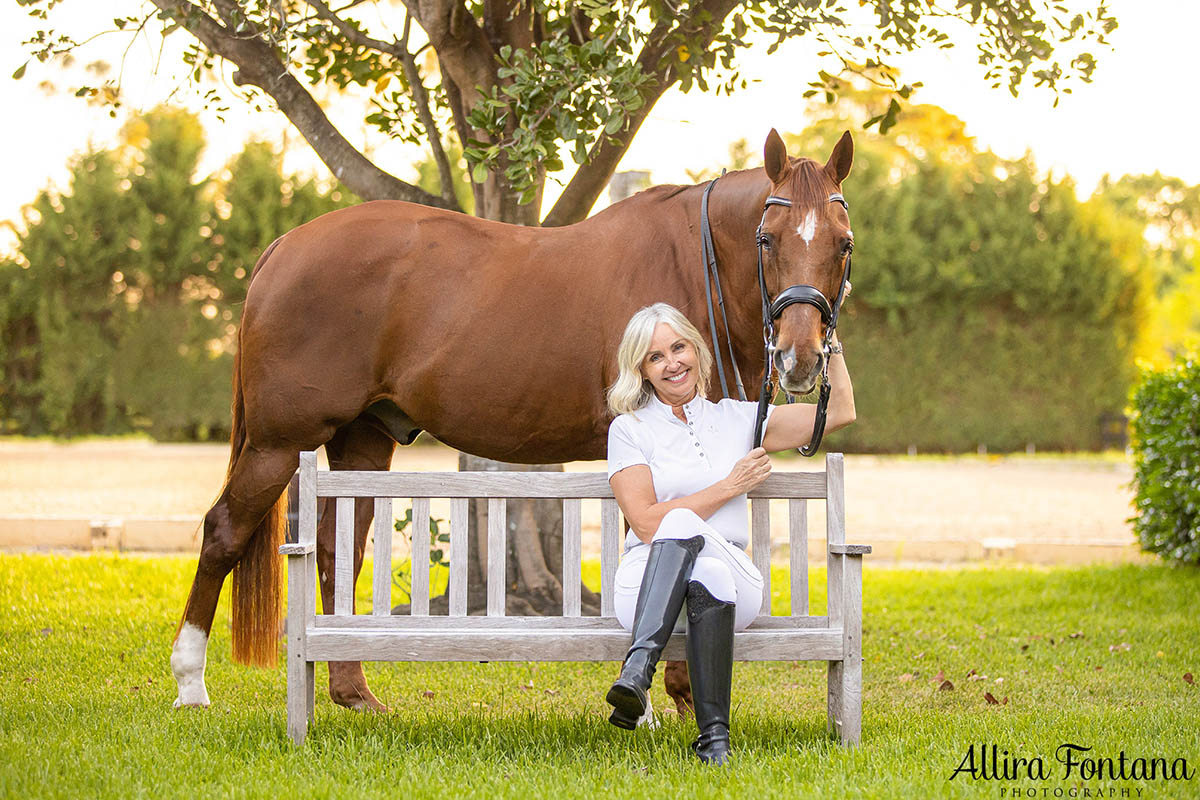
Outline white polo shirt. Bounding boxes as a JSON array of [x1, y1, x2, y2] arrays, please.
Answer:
[[606, 393, 774, 550]]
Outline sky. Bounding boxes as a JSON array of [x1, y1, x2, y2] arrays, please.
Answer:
[[2, 0, 1198, 254]]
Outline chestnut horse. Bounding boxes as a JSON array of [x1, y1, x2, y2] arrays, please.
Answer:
[[170, 130, 854, 711]]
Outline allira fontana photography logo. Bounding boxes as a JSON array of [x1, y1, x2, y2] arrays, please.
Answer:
[[948, 742, 1194, 795]]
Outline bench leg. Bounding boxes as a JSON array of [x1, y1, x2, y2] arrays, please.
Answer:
[[838, 554, 864, 745], [287, 553, 315, 744]]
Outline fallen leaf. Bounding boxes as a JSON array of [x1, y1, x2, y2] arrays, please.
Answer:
[[1021, 644, 1029, 652], [914, 651, 924, 660], [994, 677, 1004, 684], [39, 627, 52, 637], [1069, 631, 1084, 639], [933, 669, 945, 683], [1002, 696, 1009, 705], [938, 679, 954, 692], [968, 673, 987, 681], [517, 684, 532, 691], [22, 677, 34, 685], [1109, 642, 1131, 653], [1095, 666, 1104, 671], [898, 673, 913, 683], [1184, 673, 1194, 686], [422, 690, 435, 699], [984, 692, 999, 705], [543, 689, 558, 696], [965, 668, 977, 678], [118, 652, 125, 662]]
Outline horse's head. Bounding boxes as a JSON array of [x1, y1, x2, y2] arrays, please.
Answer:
[[758, 129, 854, 395]]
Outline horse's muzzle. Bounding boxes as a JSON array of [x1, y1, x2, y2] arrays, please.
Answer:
[[772, 345, 823, 395]]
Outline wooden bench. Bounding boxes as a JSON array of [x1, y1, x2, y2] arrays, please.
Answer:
[[280, 451, 870, 746]]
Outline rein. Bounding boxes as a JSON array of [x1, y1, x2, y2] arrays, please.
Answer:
[[699, 176, 853, 457]]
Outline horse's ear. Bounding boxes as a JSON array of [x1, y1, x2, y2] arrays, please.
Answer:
[[764, 128, 790, 185], [824, 130, 854, 185]]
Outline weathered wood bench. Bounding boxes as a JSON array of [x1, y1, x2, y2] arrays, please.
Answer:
[[280, 451, 870, 746]]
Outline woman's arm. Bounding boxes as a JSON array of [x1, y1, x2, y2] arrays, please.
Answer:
[[610, 449, 771, 544], [760, 332, 856, 453]]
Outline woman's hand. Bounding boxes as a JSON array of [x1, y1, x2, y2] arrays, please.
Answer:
[[723, 447, 771, 494]]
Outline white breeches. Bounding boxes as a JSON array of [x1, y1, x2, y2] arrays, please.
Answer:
[[613, 508, 765, 633]]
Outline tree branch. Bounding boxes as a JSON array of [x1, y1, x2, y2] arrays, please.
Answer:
[[443, 74, 486, 212], [398, 13, 458, 204], [542, 0, 741, 227], [305, 1, 457, 204], [151, 0, 458, 209]]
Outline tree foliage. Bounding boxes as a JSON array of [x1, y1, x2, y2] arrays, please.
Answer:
[[1094, 172, 1200, 364], [13, 0, 1116, 225], [0, 107, 354, 438]]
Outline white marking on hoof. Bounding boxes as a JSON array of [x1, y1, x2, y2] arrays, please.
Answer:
[[171, 623, 211, 708], [636, 696, 659, 730], [797, 210, 817, 245]]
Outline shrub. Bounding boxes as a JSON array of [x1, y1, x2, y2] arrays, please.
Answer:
[[1130, 355, 1200, 564]]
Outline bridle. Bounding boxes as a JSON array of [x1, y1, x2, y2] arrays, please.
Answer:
[[699, 175, 853, 457]]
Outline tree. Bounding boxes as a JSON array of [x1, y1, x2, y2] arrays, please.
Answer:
[[12, 0, 1117, 612], [16, 0, 1115, 227], [1094, 173, 1200, 363], [0, 107, 355, 438]]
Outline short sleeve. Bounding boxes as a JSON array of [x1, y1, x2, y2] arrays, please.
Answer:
[[606, 414, 650, 479]]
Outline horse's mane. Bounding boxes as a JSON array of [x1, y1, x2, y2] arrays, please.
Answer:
[[612, 157, 833, 212]]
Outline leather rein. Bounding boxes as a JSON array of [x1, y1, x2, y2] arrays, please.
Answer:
[[698, 175, 853, 457]]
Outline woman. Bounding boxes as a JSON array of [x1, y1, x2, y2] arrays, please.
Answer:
[[604, 301, 856, 765]]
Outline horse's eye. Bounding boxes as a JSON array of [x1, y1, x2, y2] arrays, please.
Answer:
[[842, 239, 854, 255]]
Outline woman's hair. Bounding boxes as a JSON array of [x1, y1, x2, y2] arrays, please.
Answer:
[[607, 303, 713, 416]]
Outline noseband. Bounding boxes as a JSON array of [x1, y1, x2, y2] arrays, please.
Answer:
[[699, 176, 853, 457]]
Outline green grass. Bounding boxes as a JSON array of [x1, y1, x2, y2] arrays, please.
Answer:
[[1, 555, 1197, 799]]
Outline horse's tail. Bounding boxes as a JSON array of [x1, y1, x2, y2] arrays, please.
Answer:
[[228, 236, 288, 668]]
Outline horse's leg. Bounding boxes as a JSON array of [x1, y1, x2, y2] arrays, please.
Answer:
[[317, 417, 396, 711], [171, 444, 297, 707], [664, 660, 694, 717]]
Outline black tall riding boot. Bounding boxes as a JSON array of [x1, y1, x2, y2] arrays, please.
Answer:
[[685, 580, 736, 766], [606, 535, 705, 730]]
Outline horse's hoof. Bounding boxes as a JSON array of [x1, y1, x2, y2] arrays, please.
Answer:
[[331, 690, 388, 712], [173, 691, 210, 709]]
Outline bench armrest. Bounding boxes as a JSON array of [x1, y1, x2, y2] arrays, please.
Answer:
[[280, 542, 316, 556], [828, 543, 872, 555]]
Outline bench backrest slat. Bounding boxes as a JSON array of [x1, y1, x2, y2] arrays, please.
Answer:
[[562, 499, 582, 617], [750, 498, 771, 615], [408, 498, 430, 615], [334, 496, 355, 615], [790, 499, 808, 615], [600, 498, 620, 617], [372, 498, 393, 616], [449, 497, 469, 616], [487, 497, 507, 616], [825, 452, 845, 626]]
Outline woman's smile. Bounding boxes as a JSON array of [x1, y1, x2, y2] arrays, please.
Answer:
[[643, 322, 699, 406]]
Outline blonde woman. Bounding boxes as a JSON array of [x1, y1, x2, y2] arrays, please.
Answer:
[[604, 301, 856, 765]]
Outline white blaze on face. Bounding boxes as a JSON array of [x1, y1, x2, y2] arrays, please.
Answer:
[[171, 622, 211, 708], [797, 210, 817, 246]]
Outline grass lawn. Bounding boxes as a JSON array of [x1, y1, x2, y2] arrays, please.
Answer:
[[1, 555, 1197, 799]]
